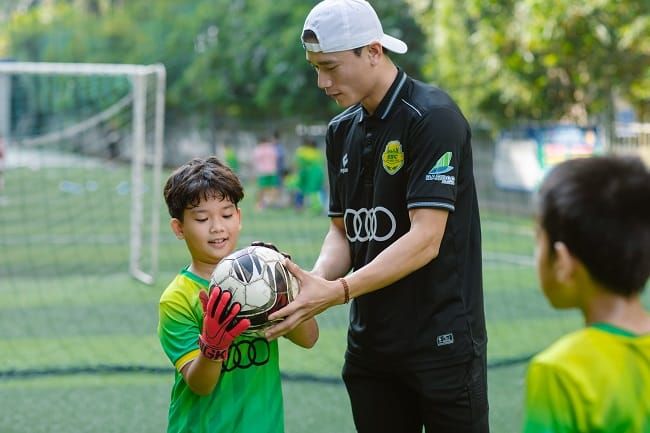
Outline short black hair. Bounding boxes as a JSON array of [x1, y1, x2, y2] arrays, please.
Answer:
[[163, 156, 244, 221], [537, 155, 650, 296]]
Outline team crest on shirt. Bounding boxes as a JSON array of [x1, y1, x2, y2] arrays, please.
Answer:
[[382, 141, 404, 175]]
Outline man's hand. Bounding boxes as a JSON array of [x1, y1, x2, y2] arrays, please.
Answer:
[[199, 286, 251, 361], [264, 259, 341, 340]]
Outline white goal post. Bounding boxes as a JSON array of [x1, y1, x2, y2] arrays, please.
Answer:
[[0, 62, 166, 284]]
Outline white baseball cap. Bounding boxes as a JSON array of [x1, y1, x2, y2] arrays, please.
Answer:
[[302, 0, 408, 54]]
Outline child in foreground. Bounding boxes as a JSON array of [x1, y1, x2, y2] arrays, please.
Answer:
[[523, 155, 650, 432], [158, 156, 318, 433]]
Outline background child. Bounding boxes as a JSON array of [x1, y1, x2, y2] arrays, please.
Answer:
[[524, 155, 650, 432], [294, 138, 325, 214], [158, 156, 318, 433], [252, 136, 280, 210]]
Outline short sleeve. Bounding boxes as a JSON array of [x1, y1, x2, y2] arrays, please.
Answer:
[[158, 296, 201, 371], [405, 107, 468, 212], [325, 127, 343, 217], [523, 360, 581, 433]]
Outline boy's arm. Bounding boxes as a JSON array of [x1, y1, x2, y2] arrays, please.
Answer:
[[180, 353, 225, 395], [181, 288, 250, 396], [284, 317, 319, 348]]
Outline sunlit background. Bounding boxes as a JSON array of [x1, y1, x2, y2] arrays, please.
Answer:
[[0, 1, 648, 432]]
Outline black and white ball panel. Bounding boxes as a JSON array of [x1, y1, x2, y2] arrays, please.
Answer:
[[210, 246, 299, 334]]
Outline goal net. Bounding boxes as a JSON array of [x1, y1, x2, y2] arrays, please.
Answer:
[[0, 62, 165, 284], [0, 62, 167, 375]]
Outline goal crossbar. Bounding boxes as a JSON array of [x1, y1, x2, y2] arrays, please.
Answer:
[[0, 61, 164, 77]]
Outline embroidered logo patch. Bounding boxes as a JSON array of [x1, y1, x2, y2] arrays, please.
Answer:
[[381, 141, 404, 175], [340, 153, 349, 174], [429, 152, 453, 174], [436, 333, 454, 346], [425, 152, 455, 185]]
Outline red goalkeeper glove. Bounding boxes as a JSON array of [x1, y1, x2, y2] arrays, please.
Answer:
[[198, 286, 251, 361]]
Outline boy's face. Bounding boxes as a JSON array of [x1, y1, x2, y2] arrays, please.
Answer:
[[534, 225, 579, 309], [171, 195, 242, 269]]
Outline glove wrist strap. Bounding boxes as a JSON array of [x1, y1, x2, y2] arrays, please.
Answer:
[[198, 336, 228, 362]]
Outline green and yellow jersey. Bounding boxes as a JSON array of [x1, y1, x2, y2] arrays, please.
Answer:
[[295, 145, 325, 195], [523, 324, 650, 433], [158, 268, 284, 433]]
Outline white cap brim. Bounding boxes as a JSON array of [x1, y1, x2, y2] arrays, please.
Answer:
[[380, 34, 408, 54]]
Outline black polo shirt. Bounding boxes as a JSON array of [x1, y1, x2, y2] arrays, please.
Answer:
[[326, 69, 486, 369]]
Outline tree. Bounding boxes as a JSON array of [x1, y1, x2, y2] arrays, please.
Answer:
[[174, 0, 425, 124], [1, 0, 424, 128], [408, 0, 650, 127]]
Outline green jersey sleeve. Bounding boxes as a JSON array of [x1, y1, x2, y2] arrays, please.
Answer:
[[158, 271, 206, 370], [523, 360, 581, 433]]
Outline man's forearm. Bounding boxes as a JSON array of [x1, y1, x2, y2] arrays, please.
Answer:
[[312, 221, 351, 280], [343, 208, 448, 300]]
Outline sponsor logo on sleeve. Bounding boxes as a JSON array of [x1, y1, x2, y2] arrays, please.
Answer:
[[381, 141, 404, 175], [425, 152, 455, 185], [340, 153, 349, 174]]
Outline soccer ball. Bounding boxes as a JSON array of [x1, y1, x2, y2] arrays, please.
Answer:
[[209, 245, 299, 335]]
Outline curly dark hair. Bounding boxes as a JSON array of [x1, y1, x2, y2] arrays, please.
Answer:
[[163, 156, 244, 221]]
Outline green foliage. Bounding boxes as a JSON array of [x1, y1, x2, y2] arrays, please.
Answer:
[[409, 0, 650, 127], [1, 0, 647, 127], [173, 0, 322, 120], [1, 0, 424, 126]]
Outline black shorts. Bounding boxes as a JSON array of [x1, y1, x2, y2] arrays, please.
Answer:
[[342, 353, 489, 433]]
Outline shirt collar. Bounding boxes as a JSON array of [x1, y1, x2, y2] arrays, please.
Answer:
[[358, 68, 407, 123]]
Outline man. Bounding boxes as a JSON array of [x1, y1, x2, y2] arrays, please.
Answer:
[[266, 1, 488, 431]]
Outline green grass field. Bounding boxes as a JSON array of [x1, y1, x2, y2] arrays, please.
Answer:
[[1, 160, 646, 432]]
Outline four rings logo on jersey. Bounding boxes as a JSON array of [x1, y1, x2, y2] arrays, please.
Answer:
[[222, 337, 270, 372], [344, 207, 397, 243]]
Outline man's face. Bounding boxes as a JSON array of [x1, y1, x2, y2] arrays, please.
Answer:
[[306, 48, 373, 108]]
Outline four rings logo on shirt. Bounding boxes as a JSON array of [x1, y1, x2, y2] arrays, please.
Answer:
[[222, 337, 271, 372], [425, 151, 456, 185], [344, 207, 397, 243]]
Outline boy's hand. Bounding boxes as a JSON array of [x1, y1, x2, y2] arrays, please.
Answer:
[[198, 286, 250, 361], [250, 240, 291, 260]]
